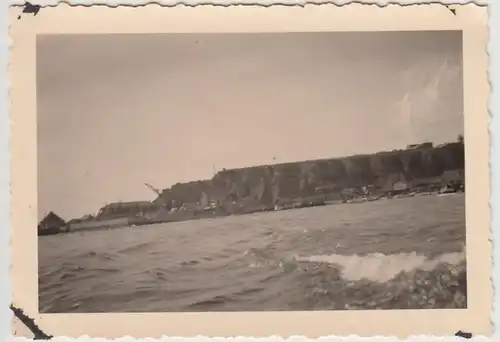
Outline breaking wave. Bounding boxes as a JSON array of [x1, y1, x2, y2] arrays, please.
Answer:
[[286, 250, 467, 310], [294, 249, 465, 283]]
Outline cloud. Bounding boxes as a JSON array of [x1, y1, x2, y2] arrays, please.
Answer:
[[394, 56, 463, 143]]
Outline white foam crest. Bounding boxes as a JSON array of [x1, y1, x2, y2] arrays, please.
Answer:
[[295, 250, 465, 283]]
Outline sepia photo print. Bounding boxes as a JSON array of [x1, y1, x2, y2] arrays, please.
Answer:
[[37, 30, 468, 313], [10, 4, 491, 339]]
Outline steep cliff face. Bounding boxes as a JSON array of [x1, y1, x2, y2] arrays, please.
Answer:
[[155, 180, 214, 207], [155, 142, 465, 209]]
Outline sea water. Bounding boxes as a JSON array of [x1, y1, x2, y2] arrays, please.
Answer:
[[39, 193, 466, 312]]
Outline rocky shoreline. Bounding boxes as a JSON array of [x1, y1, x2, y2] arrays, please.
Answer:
[[39, 189, 464, 237]]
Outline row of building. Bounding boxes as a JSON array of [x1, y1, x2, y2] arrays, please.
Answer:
[[37, 200, 158, 236], [39, 140, 465, 235]]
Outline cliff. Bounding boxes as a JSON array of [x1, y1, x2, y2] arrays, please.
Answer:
[[155, 142, 465, 210]]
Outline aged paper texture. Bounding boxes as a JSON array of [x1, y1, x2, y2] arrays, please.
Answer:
[[10, 3, 491, 339]]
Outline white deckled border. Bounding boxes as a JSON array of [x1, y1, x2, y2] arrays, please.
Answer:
[[4, 1, 499, 342], [5, 0, 493, 7]]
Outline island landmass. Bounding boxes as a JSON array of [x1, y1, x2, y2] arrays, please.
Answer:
[[38, 139, 465, 236]]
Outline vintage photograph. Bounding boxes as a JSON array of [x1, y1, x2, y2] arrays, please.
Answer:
[[8, 3, 491, 338], [36, 30, 469, 313]]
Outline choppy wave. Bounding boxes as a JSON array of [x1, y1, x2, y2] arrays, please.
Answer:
[[39, 194, 466, 312], [239, 248, 467, 310], [40, 249, 468, 312], [294, 249, 465, 282]]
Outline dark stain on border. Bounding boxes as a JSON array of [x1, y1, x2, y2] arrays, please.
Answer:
[[11, 304, 53, 339], [446, 5, 457, 15], [17, 2, 41, 19], [455, 330, 473, 339]]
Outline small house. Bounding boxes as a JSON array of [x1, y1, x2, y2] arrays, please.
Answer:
[[442, 169, 465, 185], [38, 211, 66, 236], [406, 142, 434, 150], [412, 176, 443, 192], [392, 180, 408, 191], [379, 173, 408, 195], [441, 169, 465, 191], [382, 179, 410, 196], [96, 201, 157, 219], [315, 184, 339, 194], [340, 188, 361, 201]]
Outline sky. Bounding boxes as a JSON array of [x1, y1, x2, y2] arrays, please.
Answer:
[[37, 31, 464, 220]]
